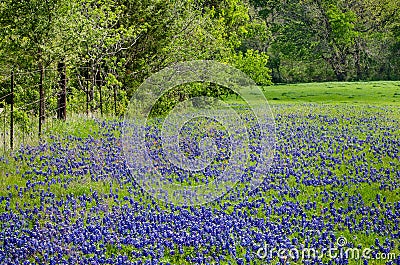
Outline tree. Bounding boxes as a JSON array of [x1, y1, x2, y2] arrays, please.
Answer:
[[252, 0, 359, 81], [0, 0, 273, 119], [0, 0, 81, 128]]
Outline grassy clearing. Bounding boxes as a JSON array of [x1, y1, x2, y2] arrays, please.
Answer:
[[263, 81, 400, 105], [224, 81, 400, 106]]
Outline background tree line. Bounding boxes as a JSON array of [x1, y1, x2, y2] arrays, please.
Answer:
[[249, 0, 400, 82], [0, 0, 398, 117]]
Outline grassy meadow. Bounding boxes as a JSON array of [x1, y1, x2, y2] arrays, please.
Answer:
[[264, 81, 400, 105]]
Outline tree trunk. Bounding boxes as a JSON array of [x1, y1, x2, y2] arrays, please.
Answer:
[[327, 51, 348, 82], [57, 61, 67, 120], [38, 62, 45, 137], [354, 39, 363, 80], [335, 71, 347, 82], [96, 66, 102, 116]]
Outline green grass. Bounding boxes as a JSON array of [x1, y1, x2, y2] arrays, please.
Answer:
[[223, 81, 400, 106], [263, 81, 400, 105]]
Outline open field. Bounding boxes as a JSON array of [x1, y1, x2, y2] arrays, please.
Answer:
[[262, 81, 400, 105], [265, 81, 400, 105], [0, 82, 399, 265]]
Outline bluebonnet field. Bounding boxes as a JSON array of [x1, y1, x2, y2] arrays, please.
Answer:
[[0, 104, 399, 265]]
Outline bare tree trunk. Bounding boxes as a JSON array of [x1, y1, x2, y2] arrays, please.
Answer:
[[86, 62, 89, 116], [113, 85, 117, 116], [96, 66, 103, 116], [354, 39, 363, 80], [38, 62, 45, 137], [10, 71, 14, 150], [90, 64, 95, 113], [326, 51, 348, 82], [57, 61, 67, 120]]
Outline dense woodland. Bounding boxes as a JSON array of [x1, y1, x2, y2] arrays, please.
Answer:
[[0, 0, 399, 116]]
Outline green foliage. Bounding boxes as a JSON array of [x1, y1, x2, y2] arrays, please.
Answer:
[[0, 0, 79, 68], [251, 0, 400, 82], [148, 82, 234, 117], [326, 5, 358, 46], [13, 109, 31, 132], [227, 49, 272, 86], [0, 0, 399, 120]]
